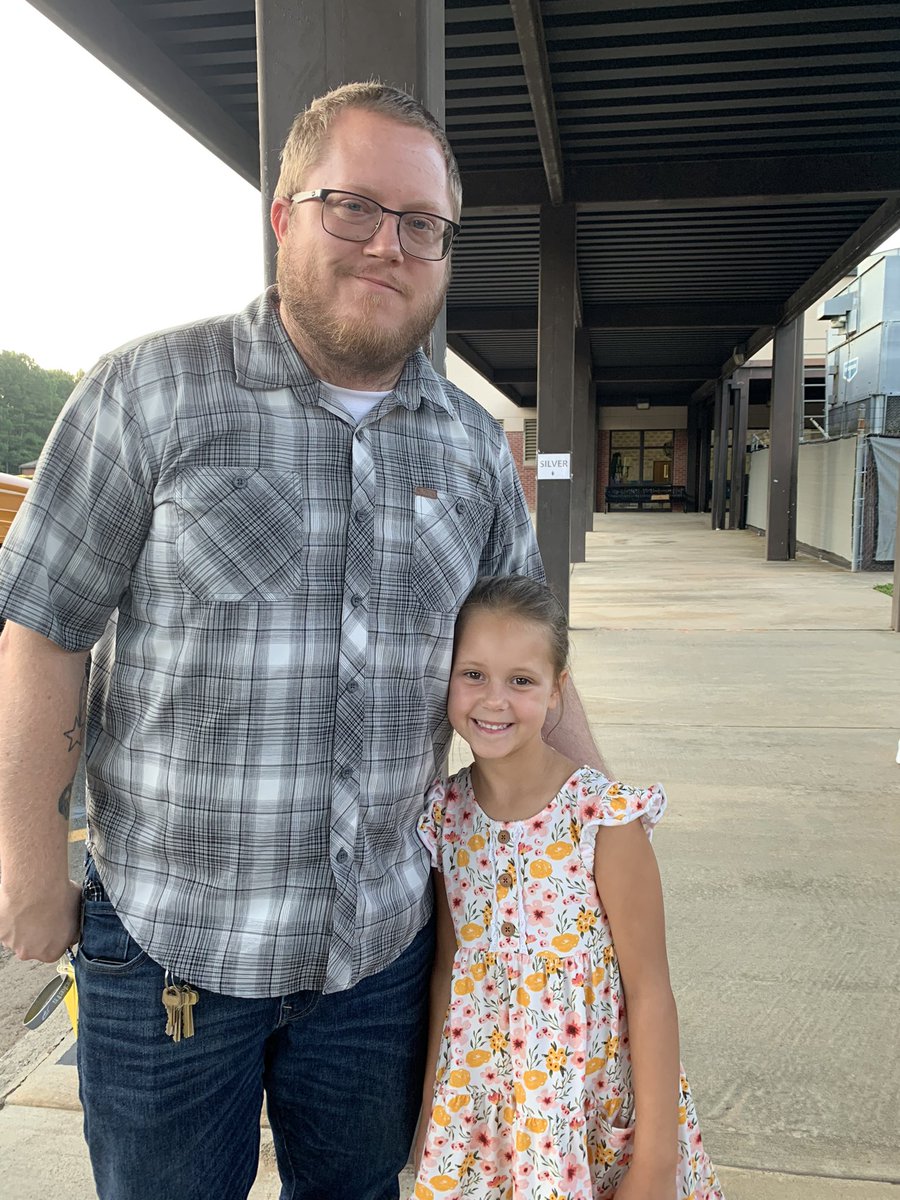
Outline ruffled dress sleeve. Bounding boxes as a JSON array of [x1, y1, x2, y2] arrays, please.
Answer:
[[573, 767, 668, 872], [417, 777, 448, 871]]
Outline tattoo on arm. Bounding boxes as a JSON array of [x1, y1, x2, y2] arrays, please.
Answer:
[[58, 782, 72, 821], [63, 672, 88, 753]]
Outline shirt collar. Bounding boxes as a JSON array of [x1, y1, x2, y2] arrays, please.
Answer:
[[233, 287, 454, 416]]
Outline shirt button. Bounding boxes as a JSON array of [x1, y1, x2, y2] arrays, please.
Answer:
[[498, 871, 513, 888], [337, 765, 354, 781], [232, 475, 247, 489], [345, 680, 359, 693], [351, 594, 364, 608], [336, 849, 349, 864], [455, 500, 466, 515], [497, 830, 511, 845], [353, 509, 366, 525], [501, 922, 516, 937]]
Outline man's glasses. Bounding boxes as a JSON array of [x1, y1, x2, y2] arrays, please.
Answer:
[[291, 189, 460, 261]]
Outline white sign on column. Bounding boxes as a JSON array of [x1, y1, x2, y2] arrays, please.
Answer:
[[536, 453, 572, 480]]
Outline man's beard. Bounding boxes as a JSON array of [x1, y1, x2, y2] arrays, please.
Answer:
[[276, 247, 448, 380]]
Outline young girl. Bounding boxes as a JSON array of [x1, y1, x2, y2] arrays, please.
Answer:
[[414, 576, 724, 1200]]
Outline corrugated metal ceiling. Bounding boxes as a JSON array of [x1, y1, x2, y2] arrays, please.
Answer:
[[28, 0, 900, 406]]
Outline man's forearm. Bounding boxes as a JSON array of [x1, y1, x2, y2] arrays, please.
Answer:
[[543, 675, 610, 775], [0, 621, 88, 959]]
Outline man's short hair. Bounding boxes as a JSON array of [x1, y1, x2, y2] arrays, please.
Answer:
[[274, 81, 462, 220]]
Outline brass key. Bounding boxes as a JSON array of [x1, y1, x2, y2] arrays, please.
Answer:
[[181, 986, 198, 1039], [162, 985, 183, 1043]]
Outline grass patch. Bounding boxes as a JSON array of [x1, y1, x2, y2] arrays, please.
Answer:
[[874, 582, 893, 597]]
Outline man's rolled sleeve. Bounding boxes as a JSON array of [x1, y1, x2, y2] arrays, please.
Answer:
[[0, 357, 154, 651]]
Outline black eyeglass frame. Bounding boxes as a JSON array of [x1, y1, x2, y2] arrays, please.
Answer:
[[290, 188, 460, 261]]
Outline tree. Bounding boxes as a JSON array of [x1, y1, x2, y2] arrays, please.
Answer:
[[0, 352, 78, 474]]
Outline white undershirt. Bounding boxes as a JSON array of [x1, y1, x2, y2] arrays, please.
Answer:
[[320, 381, 391, 424]]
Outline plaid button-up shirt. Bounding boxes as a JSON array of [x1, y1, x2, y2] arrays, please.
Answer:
[[0, 291, 543, 997]]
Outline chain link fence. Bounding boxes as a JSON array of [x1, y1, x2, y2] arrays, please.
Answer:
[[827, 395, 900, 438]]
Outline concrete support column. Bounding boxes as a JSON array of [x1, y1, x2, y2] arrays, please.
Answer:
[[255, 0, 446, 369], [536, 203, 577, 613], [728, 377, 749, 530], [710, 380, 730, 530], [767, 315, 804, 560], [569, 328, 591, 563]]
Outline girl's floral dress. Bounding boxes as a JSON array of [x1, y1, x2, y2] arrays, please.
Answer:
[[414, 765, 724, 1200]]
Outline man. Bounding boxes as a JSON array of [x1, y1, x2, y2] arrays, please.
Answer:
[[0, 83, 603, 1198]]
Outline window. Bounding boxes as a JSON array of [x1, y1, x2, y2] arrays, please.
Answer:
[[609, 430, 675, 510], [523, 418, 537, 465], [802, 375, 826, 440]]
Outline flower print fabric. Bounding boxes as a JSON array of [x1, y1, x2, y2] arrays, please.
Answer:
[[415, 766, 724, 1200]]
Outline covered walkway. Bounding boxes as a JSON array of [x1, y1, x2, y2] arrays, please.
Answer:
[[2, 516, 897, 1197], [24, 0, 900, 610]]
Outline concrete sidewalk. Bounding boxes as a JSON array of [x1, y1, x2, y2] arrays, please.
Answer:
[[1, 513, 897, 1198]]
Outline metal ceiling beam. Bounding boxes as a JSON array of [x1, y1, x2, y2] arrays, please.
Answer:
[[501, 2, 900, 40], [508, 0, 564, 206], [448, 303, 779, 331], [140, 1, 252, 14], [461, 150, 900, 213], [26, 0, 260, 187], [493, 365, 722, 385], [446, 335, 526, 407], [594, 366, 722, 383], [703, 195, 900, 393], [449, 307, 538, 332], [779, 196, 900, 328], [597, 393, 693, 407]]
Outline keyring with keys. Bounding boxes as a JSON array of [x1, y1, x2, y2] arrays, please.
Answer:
[[22, 948, 77, 1030]]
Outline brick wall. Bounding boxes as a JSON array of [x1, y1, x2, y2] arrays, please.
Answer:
[[673, 429, 688, 487], [505, 429, 536, 511]]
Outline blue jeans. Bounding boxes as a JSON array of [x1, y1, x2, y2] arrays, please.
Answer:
[[75, 857, 433, 1200]]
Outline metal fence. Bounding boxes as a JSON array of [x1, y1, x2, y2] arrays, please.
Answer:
[[827, 395, 900, 439]]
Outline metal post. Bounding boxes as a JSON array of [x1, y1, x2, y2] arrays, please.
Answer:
[[536, 203, 577, 614], [710, 380, 730, 530], [686, 403, 700, 512], [585, 380, 598, 533], [255, 0, 446, 368], [767, 315, 804, 560], [699, 403, 713, 512], [892, 468, 900, 631], [570, 328, 591, 564], [728, 376, 749, 529]]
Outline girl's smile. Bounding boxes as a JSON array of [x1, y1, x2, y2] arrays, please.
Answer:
[[448, 610, 564, 762]]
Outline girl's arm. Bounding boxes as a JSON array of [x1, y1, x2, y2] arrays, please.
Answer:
[[594, 821, 680, 1195], [543, 675, 610, 775], [414, 870, 457, 1167]]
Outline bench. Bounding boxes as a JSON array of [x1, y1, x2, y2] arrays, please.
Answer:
[[604, 484, 686, 512]]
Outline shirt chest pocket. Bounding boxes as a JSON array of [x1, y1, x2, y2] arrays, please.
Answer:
[[410, 489, 494, 613], [175, 468, 305, 601]]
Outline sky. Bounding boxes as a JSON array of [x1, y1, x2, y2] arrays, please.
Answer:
[[2, 0, 899, 381], [1, 1, 263, 374]]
